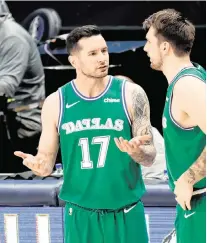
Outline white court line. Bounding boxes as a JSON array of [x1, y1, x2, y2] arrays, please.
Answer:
[[36, 214, 51, 243], [145, 214, 150, 243], [4, 214, 19, 243]]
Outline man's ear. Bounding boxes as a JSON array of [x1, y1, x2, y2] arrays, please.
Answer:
[[160, 41, 170, 55], [69, 55, 76, 68]]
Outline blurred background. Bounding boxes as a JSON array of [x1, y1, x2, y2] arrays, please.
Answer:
[[7, 1, 206, 132], [0, 1, 206, 174]]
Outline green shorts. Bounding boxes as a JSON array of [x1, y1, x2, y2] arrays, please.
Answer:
[[175, 193, 206, 243], [64, 200, 149, 243]]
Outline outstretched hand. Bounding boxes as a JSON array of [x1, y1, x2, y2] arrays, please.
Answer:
[[14, 151, 44, 175], [114, 135, 151, 155]]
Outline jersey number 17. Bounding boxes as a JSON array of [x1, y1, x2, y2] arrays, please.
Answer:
[[78, 136, 110, 169]]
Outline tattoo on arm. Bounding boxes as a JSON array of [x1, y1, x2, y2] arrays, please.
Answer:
[[132, 90, 152, 139], [184, 147, 206, 185], [37, 150, 57, 160], [129, 86, 156, 166], [34, 150, 58, 175]]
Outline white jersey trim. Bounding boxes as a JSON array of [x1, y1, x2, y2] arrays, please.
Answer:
[[71, 76, 113, 101], [169, 66, 196, 85], [57, 88, 63, 133], [122, 80, 131, 125]]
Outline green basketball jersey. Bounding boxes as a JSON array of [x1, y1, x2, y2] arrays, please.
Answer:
[[162, 63, 206, 191], [58, 76, 145, 209]]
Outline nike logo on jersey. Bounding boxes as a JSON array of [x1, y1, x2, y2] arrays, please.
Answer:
[[124, 203, 137, 213], [104, 98, 120, 103], [184, 212, 195, 219], [66, 101, 80, 109]]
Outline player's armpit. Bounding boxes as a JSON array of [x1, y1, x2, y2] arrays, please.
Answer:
[[34, 92, 60, 176], [174, 76, 206, 134], [125, 82, 156, 166]]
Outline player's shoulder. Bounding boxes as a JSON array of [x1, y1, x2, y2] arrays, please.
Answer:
[[177, 75, 205, 85], [125, 80, 146, 96], [114, 75, 134, 83], [42, 91, 59, 109], [124, 81, 149, 112], [41, 92, 60, 126], [174, 75, 206, 95]]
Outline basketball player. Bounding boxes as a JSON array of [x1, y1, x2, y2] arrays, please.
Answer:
[[143, 9, 206, 243], [14, 25, 156, 243]]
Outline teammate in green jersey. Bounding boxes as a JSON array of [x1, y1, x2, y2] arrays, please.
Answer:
[[14, 25, 156, 243], [143, 9, 206, 243]]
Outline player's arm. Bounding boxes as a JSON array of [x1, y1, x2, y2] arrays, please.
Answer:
[[114, 81, 157, 167], [129, 83, 156, 166], [114, 82, 156, 166], [181, 147, 206, 185], [174, 77, 206, 184], [34, 92, 60, 176], [14, 92, 60, 177]]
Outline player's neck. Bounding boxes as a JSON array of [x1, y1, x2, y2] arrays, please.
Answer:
[[162, 56, 193, 85], [73, 75, 110, 98]]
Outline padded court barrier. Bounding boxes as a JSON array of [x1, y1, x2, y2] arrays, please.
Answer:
[[0, 179, 176, 243], [0, 180, 58, 206], [0, 179, 176, 207], [11, 179, 176, 207], [142, 179, 176, 207]]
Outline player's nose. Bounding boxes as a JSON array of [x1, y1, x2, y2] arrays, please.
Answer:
[[143, 44, 147, 52]]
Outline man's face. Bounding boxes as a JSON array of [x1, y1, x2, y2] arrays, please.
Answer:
[[144, 27, 163, 71], [74, 35, 109, 78]]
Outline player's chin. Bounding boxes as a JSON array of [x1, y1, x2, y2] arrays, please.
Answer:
[[96, 70, 108, 78], [150, 63, 161, 71]]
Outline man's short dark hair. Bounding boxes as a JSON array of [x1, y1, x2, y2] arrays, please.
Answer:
[[66, 25, 101, 54], [143, 9, 195, 56]]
